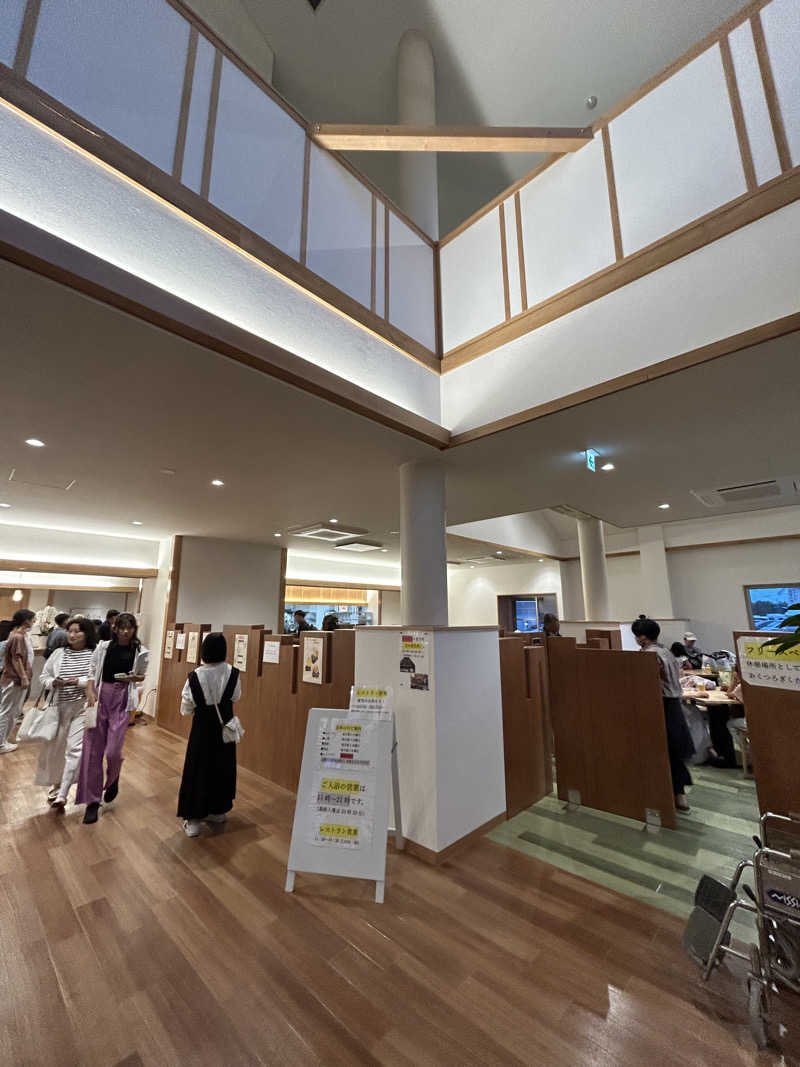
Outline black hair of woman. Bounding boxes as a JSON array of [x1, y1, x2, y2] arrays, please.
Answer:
[[55, 612, 70, 627], [671, 641, 687, 658], [12, 608, 35, 627], [0, 620, 13, 641], [110, 611, 141, 651], [631, 617, 660, 641], [68, 616, 98, 650], [321, 614, 338, 631], [201, 631, 227, 664]]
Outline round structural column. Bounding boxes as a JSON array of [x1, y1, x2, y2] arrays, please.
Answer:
[[577, 516, 611, 620], [397, 30, 439, 238], [399, 460, 448, 626]]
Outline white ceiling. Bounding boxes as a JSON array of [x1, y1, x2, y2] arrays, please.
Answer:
[[2, 258, 799, 571], [242, 0, 747, 233]]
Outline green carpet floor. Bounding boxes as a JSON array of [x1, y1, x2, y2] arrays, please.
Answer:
[[489, 766, 760, 941]]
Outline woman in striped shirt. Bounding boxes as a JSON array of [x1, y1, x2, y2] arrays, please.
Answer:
[[37, 617, 96, 813]]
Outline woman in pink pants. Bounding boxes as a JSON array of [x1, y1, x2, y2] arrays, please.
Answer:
[[77, 613, 148, 824]]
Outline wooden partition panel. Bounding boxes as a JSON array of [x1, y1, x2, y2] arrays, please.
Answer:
[[498, 637, 552, 817], [586, 628, 622, 650], [296, 629, 356, 720], [547, 637, 676, 828], [156, 622, 194, 738], [735, 631, 800, 820]]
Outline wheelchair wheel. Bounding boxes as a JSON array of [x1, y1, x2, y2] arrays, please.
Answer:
[[748, 944, 769, 1050]]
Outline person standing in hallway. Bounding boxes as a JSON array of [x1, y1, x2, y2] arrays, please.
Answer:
[[77, 612, 148, 824], [632, 617, 695, 811], [44, 613, 70, 659], [0, 609, 35, 754], [177, 632, 241, 837], [0, 619, 13, 670], [37, 617, 95, 812], [98, 609, 120, 641]]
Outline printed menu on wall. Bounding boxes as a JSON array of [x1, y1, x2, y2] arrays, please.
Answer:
[[737, 636, 800, 692], [302, 635, 324, 684], [233, 633, 249, 671], [186, 630, 199, 664], [399, 630, 431, 691], [262, 639, 281, 664], [164, 630, 175, 660], [306, 715, 379, 850], [175, 632, 186, 651]]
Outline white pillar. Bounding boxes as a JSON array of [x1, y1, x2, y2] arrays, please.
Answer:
[[637, 526, 674, 618], [577, 517, 611, 620], [397, 30, 439, 238], [399, 461, 448, 626]]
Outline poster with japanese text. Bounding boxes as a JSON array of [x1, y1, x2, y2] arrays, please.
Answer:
[[233, 633, 248, 671], [349, 684, 393, 721], [186, 630, 199, 664], [175, 632, 186, 651], [164, 630, 175, 660], [262, 640, 281, 664], [399, 630, 431, 691], [302, 635, 324, 684], [737, 637, 800, 692]]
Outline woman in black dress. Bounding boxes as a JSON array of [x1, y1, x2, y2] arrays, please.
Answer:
[[177, 632, 241, 837]]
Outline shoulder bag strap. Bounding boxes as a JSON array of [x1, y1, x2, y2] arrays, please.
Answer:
[[187, 670, 206, 708]]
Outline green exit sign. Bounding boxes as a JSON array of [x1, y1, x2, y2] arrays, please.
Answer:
[[586, 449, 599, 472]]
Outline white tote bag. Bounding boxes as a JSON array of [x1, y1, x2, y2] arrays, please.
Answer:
[[17, 699, 59, 743]]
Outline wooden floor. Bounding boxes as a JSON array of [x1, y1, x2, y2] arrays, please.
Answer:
[[1, 723, 795, 1066]]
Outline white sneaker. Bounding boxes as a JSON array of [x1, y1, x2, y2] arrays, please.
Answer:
[[182, 819, 202, 837], [0, 742, 18, 754], [205, 813, 227, 824]]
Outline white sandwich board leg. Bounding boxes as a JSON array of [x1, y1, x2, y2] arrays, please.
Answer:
[[375, 880, 385, 904], [391, 722, 404, 851], [285, 869, 295, 893]]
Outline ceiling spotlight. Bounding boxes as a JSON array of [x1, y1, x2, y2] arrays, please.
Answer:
[[274, 532, 281, 537], [211, 479, 224, 487], [12, 589, 23, 602], [470, 565, 475, 569], [538, 558, 545, 563], [601, 463, 615, 471], [329, 518, 338, 524], [495, 551, 503, 556], [586, 95, 598, 110], [381, 549, 388, 553], [160, 467, 176, 476], [131, 521, 143, 526], [658, 503, 670, 510], [25, 438, 45, 447]]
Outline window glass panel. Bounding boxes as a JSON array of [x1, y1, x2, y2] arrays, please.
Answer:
[[0, 0, 26, 68], [181, 33, 215, 194]]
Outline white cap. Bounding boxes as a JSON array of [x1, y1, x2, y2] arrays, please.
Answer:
[[684, 631, 696, 642]]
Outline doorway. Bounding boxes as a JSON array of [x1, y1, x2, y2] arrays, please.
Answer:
[[497, 593, 558, 635]]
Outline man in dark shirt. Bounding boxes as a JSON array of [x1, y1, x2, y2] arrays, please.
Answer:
[[44, 613, 70, 659], [98, 609, 120, 641], [293, 610, 314, 635]]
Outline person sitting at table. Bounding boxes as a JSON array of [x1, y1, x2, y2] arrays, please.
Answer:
[[632, 617, 695, 812], [671, 641, 689, 667], [724, 669, 747, 757], [683, 631, 704, 669]]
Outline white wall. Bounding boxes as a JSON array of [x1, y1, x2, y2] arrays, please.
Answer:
[[182, 0, 275, 84], [0, 521, 159, 569], [176, 536, 284, 631], [447, 511, 562, 557], [381, 589, 401, 625], [286, 552, 400, 589], [139, 537, 173, 715], [53, 591, 131, 619], [668, 539, 800, 652], [447, 559, 563, 627]]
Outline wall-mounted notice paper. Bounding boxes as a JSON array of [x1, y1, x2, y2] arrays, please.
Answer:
[[233, 633, 249, 671], [164, 630, 175, 660], [262, 640, 281, 664], [737, 636, 800, 692], [175, 632, 187, 651], [303, 635, 324, 684], [349, 685, 393, 721], [187, 631, 199, 664], [399, 630, 431, 691]]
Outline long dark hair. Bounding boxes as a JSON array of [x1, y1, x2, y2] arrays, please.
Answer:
[[67, 616, 98, 650], [110, 611, 141, 652]]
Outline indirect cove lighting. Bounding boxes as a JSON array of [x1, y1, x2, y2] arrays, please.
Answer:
[[274, 532, 281, 537], [658, 503, 671, 510], [329, 518, 338, 524], [211, 479, 224, 487], [25, 438, 45, 447]]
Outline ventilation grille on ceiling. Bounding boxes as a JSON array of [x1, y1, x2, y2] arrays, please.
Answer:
[[691, 477, 800, 509], [290, 522, 367, 542], [7, 468, 76, 491], [334, 540, 383, 553]]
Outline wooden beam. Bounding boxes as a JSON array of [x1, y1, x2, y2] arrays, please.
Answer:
[[0, 559, 158, 579], [312, 125, 593, 153]]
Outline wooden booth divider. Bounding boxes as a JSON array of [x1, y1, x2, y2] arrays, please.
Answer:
[[499, 636, 552, 817], [547, 637, 676, 829], [156, 622, 212, 738], [734, 630, 800, 824]]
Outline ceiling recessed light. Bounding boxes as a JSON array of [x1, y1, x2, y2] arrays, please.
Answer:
[[160, 467, 176, 476], [211, 479, 224, 487], [0, 503, 10, 509], [12, 589, 23, 602], [131, 521, 143, 526], [381, 548, 388, 553], [658, 503, 670, 509], [470, 565, 475, 569], [25, 438, 45, 447], [601, 463, 615, 471], [329, 518, 338, 524], [538, 558, 545, 562], [495, 551, 503, 556], [274, 532, 281, 537]]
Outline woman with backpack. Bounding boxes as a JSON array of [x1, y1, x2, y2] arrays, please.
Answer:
[[177, 631, 241, 837]]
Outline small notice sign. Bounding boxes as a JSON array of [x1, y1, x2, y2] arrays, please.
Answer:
[[175, 632, 186, 651], [164, 630, 175, 660], [233, 633, 249, 671], [349, 685, 393, 720], [302, 635, 324, 684], [738, 636, 800, 692], [399, 630, 431, 692], [262, 640, 280, 664], [187, 631, 199, 664]]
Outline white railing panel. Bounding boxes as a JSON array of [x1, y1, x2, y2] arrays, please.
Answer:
[[374, 201, 386, 319], [389, 212, 435, 351], [306, 144, 372, 308], [27, 0, 189, 175], [440, 208, 504, 351], [611, 44, 746, 254], [729, 20, 782, 186], [210, 57, 305, 260], [762, 0, 800, 166], [503, 199, 522, 319], [520, 137, 615, 301], [181, 33, 216, 194], [0, 0, 26, 67]]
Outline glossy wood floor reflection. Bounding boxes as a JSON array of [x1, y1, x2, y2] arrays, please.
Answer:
[[0, 724, 794, 1066]]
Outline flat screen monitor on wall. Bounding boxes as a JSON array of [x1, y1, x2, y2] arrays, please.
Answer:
[[744, 584, 800, 631]]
